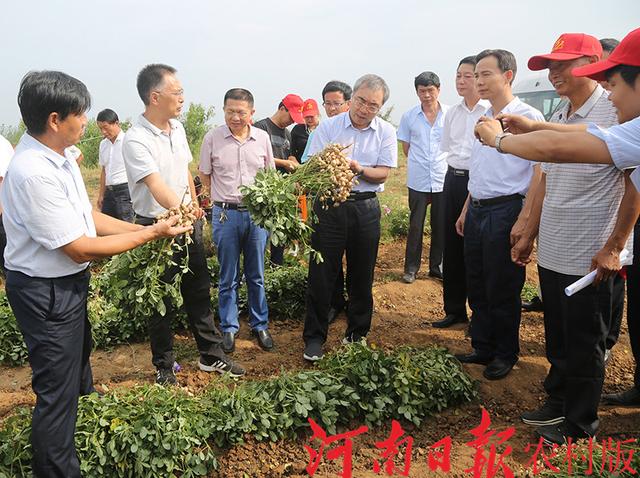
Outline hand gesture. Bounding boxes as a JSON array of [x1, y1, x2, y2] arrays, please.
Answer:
[[495, 114, 535, 135], [474, 117, 502, 146], [152, 215, 193, 238], [590, 247, 621, 286]]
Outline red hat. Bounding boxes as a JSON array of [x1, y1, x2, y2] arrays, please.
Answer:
[[573, 27, 640, 81], [302, 99, 319, 118], [528, 33, 602, 71], [281, 94, 304, 124]]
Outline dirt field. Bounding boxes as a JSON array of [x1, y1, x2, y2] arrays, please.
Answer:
[[1, 240, 638, 477]]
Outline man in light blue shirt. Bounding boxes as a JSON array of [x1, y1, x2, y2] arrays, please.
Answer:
[[303, 74, 398, 362], [397, 71, 449, 283]]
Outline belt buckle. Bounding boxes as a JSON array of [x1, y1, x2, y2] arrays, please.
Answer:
[[471, 198, 482, 207], [454, 169, 465, 176]]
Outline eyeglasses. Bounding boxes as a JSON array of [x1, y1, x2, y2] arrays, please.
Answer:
[[224, 109, 250, 118], [322, 101, 346, 109], [353, 96, 381, 114], [155, 89, 184, 97]]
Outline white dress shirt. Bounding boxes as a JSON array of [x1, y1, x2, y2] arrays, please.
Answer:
[[587, 116, 640, 192], [440, 99, 490, 170], [99, 131, 128, 186], [0, 135, 14, 178], [468, 97, 545, 200], [397, 103, 449, 193], [307, 112, 398, 193], [1, 134, 96, 277], [123, 115, 192, 218]]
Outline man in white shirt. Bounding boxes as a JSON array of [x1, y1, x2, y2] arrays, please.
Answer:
[[96, 109, 133, 222], [398, 71, 448, 283], [432, 56, 489, 329], [303, 74, 398, 362], [123, 64, 245, 385], [454, 49, 544, 381], [3, 70, 190, 478], [0, 134, 14, 273]]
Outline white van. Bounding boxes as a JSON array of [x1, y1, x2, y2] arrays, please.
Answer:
[[513, 72, 564, 120]]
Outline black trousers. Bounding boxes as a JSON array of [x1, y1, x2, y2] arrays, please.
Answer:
[[304, 197, 381, 344], [101, 183, 134, 223], [404, 188, 444, 274], [464, 198, 524, 362], [0, 214, 6, 275], [628, 223, 640, 388], [270, 243, 284, 266], [135, 217, 224, 369], [539, 266, 614, 437], [605, 274, 625, 349], [442, 169, 469, 319], [6, 268, 93, 478]]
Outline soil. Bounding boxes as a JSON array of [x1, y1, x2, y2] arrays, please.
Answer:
[[1, 239, 639, 477]]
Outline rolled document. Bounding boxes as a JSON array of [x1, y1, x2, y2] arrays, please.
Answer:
[[565, 249, 633, 297]]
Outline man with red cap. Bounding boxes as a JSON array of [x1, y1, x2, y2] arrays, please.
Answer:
[[494, 32, 635, 445], [475, 27, 640, 432], [254, 94, 305, 265], [291, 99, 320, 162]]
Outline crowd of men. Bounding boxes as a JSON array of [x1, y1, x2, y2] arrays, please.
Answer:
[[0, 26, 638, 477]]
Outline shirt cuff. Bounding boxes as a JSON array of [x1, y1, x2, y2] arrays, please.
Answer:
[[587, 124, 637, 171]]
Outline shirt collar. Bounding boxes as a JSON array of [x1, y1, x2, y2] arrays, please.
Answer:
[[137, 114, 179, 136], [487, 97, 521, 118], [573, 84, 606, 119], [114, 130, 125, 143], [344, 111, 378, 131], [222, 125, 257, 141], [21, 133, 72, 168], [460, 98, 488, 113]]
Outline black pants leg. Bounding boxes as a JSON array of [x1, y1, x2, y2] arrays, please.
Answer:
[[539, 266, 610, 437], [428, 191, 444, 273], [270, 243, 284, 266], [404, 188, 430, 275], [304, 201, 347, 345], [331, 257, 347, 312], [101, 189, 118, 219], [148, 219, 224, 369], [442, 171, 469, 319], [345, 198, 381, 340], [605, 274, 625, 349], [464, 200, 524, 362], [6, 269, 92, 478], [628, 223, 640, 389]]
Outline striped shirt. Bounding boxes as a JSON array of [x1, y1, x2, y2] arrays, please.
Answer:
[[538, 85, 632, 276]]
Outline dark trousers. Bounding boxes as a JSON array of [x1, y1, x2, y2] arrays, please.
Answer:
[[135, 217, 224, 369], [628, 223, 640, 388], [404, 188, 444, 274], [464, 198, 524, 362], [101, 183, 134, 222], [442, 169, 469, 319], [0, 214, 6, 275], [605, 274, 625, 349], [6, 268, 93, 478], [304, 197, 380, 344], [270, 243, 284, 266], [331, 261, 347, 311], [539, 266, 614, 437]]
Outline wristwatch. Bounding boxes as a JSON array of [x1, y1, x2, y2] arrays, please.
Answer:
[[495, 132, 512, 154]]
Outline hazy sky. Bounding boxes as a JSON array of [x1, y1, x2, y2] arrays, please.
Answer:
[[0, 0, 637, 127]]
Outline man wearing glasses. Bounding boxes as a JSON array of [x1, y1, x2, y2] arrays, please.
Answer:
[[124, 64, 245, 385], [302, 74, 398, 361], [199, 88, 275, 355]]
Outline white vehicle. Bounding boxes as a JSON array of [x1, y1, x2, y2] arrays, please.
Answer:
[[513, 72, 564, 120]]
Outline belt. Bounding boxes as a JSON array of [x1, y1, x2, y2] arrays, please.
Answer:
[[346, 192, 377, 201], [213, 201, 248, 211], [105, 183, 129, 191], [448, 166, 469, 177], [470, 193, 524, 207]]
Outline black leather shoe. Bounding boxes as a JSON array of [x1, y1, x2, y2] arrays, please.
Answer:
[[522, 296, 543, 312], [602, 387, 640, 407], [402, 272, 416, 284], [536, 423, 591, 446], [428, 269, 443, 280], [222, 331, 235, 354], [483, 357, 516, 380], [432, 314, 468, 328], [454, 351, 493, 365], [252, 329, 274, 351]]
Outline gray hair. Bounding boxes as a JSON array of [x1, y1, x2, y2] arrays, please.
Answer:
[[353, 74, 390, 105]]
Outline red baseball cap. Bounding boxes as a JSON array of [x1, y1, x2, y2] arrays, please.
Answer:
[[281, 94, 304, 124], [302, 99, 319, 118], [528, 33, 602, 71], [573, 27, 640, 81]]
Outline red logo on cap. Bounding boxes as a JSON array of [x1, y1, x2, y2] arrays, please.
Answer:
[[552, 38, 565, 51]]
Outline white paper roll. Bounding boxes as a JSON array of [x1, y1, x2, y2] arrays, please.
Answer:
[[564, 249, 632, 297]]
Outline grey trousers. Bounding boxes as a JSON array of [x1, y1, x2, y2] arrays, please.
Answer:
[[404, 187, 444, 274]]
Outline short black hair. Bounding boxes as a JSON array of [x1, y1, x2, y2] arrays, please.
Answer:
[[414, 71, 440, 89], [96, 108, 119, 124], [322, 80, 352, 101], [476, 49, 518, 84], [600, 38, 620, 54], [224, 88, 254, 107], [136, 63, 177, 105], [605, 64, 640, 88], [18, 71, 91, 136], [458, 56, 477, 68], [278, 101, 286, 110]]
